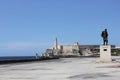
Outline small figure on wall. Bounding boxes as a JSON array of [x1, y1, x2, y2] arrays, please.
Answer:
[[101, 29, 108, 45]]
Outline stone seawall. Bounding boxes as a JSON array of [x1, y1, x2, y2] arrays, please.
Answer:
[[0, 57, 59, 64]]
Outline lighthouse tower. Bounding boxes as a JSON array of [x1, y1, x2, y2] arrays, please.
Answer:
[[54, 37, 58, 50], [53, 38, 59, 56]]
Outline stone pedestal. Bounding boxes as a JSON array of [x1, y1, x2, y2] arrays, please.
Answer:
[[100, 45, 112, 62]]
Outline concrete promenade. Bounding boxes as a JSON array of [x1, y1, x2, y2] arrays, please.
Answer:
[[0, 57, 120, 80]]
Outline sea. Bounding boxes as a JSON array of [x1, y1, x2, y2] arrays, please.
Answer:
[[0, 56, 36, 61]]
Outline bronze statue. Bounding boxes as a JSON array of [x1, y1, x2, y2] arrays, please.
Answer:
[[101, 29, 108, 45]]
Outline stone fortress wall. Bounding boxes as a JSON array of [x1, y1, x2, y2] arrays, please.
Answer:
[[42, 38, 116, 57]]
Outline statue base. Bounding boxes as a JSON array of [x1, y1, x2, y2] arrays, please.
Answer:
[[100, 45, 112, 62]]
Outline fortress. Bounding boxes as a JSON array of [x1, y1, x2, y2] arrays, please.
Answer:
[[42, 38, 116, 57]]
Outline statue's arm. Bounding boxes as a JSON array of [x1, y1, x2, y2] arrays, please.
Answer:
[[106, 31, 108, 37], [101, 32, 103, 37]]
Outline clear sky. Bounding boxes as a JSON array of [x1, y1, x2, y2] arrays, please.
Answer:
[[0, 0, 120, 56]]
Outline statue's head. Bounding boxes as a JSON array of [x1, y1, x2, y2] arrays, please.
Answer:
[[105, 29, 107, 31]]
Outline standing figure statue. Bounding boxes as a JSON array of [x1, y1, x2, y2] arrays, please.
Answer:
[[101, 29, 108, 45]]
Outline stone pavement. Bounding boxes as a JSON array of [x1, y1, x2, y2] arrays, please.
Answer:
[[0, 57, 120, 80]]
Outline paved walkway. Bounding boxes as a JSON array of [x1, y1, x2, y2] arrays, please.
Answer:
[[0, 57, 120, 80]]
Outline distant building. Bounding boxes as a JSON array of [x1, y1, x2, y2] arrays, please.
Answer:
[[58, 42, 80, 56], [42, 49, 54, 57]]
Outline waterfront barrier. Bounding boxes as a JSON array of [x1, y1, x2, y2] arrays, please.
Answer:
[[0, 56, 59, 64]]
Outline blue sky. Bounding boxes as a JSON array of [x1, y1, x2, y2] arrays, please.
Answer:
[[0, 0, 120, 56]]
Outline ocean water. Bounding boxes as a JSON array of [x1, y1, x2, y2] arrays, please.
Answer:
[[0, 56, 36, 61]]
